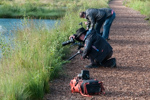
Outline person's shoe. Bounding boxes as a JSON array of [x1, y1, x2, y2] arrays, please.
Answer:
[[102, 58, 116, 68], [84, 63, 99, 68], [108, 58, 116, 68]]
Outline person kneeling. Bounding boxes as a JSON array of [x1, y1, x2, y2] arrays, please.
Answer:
[[69, 28, 116, 68]]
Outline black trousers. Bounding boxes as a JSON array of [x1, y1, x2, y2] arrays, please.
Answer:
[[90, 50, 113, 66], [101, 51, 114, 67]]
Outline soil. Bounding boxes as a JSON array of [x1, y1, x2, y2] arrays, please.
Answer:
[[44, 0, 150, 100]]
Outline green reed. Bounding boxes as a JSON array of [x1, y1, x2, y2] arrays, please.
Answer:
[[0, 0, 109, 99]]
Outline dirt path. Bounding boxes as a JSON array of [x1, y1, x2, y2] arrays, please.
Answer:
[[44, 0, 150, 99]]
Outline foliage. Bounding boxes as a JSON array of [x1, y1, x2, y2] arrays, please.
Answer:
[[0, 0, 109, 100], [0, 0, 67, 19], [125, 0, 150, 21], [0, 2, 66, 19]]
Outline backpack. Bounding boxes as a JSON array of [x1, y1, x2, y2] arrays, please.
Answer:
[[70, 76, 105, 97], [80, 79, 105, 96]]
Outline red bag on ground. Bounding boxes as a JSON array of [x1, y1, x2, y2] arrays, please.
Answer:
[[70, 77, 105, 97]]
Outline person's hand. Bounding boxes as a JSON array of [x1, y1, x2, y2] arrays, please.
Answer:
[[80, 56, 84, 60], [69, 35, 75, 39], [84, 22, 88, 25]]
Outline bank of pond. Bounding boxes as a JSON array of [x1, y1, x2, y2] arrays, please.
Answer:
[[0, 0, 67, 19], [0, 0, 110, 100], [0, 18, 60, 57]]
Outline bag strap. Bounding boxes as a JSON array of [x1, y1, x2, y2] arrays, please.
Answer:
[[79, 86, 91, 97], [94, 79, 105, 94], [99, 81, 105, 94], [78, 80, 92, 97]]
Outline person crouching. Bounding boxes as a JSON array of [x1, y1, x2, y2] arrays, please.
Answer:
[[69, 27, 116, 68]]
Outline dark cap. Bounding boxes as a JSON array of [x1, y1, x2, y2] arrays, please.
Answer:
[[74, 27, 87, 39]]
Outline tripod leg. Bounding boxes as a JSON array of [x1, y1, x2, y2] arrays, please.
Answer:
[[67, 53, 80, 61]]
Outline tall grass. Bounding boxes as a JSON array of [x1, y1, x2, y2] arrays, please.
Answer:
[[0, 0, 66, 19], [125, 0, 150, 21], [0, 0, 108, 99]]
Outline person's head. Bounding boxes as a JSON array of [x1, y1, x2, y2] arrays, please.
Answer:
[[74, 27, 87, 42], [79, 11, 86, 18]]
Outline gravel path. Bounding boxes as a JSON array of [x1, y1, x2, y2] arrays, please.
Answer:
[[44, 0, 150, 99]]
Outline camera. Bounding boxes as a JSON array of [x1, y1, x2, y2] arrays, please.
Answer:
[[62, 37, 75, 46], [77, 70, 90, 80]]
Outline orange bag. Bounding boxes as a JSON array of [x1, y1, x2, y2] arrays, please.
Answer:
[[70, 77, 105, 97], [70, 77, 82, 93]]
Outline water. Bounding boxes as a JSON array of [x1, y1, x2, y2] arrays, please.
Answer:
[[0, 18, 59, 58], [0, 18, 59, 34]]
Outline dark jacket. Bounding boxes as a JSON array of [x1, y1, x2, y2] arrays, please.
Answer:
[[85, 8, 113, 29], [82, 29, 113, 63], [100, 8, 113, 18]]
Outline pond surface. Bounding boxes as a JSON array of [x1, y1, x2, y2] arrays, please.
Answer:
[[0, 18, 59, 34], [0, 18, 59, 58]]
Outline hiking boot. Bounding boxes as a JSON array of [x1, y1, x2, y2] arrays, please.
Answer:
[[102, 58, 116, 68], [111, 58, 116, 68], [84, 63, 99, 68]]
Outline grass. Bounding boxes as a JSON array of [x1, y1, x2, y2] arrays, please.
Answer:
[[0, 0, 109, 99], [124, 0, 150, 21], [0, 0, 67, 19]]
